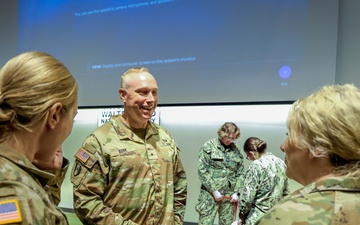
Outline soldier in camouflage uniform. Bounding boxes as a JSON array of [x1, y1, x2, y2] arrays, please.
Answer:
[[196, 122, 245, 225], [0, 51, 78, 224], [71, 67, 187, 225], [256, 84, 360, 225], [235, 137, 289, 225]]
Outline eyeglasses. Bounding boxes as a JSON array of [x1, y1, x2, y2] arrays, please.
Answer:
[[225, 136, 237, 141]]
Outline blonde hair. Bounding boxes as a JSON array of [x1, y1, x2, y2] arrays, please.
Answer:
[[217, 122, 240, 139], [287, 84, 360, 177], [0, 51, 78, 142], [120, 67, 150, 90]]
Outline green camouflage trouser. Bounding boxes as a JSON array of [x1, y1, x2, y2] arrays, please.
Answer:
[[196, 189, 236, 225]]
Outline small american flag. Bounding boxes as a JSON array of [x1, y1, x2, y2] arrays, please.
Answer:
[[0, 200, 22, 223], [75, 148, 90, 163]]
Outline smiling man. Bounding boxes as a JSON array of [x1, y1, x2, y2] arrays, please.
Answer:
[[71, 67, 187, 225]]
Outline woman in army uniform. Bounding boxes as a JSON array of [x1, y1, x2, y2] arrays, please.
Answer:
[[257, 84, 360, 225], [0, 51, 78, 224]]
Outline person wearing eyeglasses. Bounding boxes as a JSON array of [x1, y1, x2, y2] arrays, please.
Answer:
[[232, 137, 289, 225], [196, 122, 245, 225]]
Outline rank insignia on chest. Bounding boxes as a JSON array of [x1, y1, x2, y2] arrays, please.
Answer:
[[73, 162, 82, 176], [0, 200, 22, 224]]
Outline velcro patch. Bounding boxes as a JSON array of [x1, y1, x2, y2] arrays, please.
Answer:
[[75, 148, 90, 163], [0, 200, 22, 224]]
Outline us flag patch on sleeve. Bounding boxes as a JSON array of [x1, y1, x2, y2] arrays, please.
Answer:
[[75, 148, 90, 163], [0, 200, 22, 224]]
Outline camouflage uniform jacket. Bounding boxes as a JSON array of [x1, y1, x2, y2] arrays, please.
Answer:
[[238, 152, 289, 225], [197, 138, 245, 196], [0, 145, 69, 225], [256, 176, 360, 225], [71, 115, 187, 225]]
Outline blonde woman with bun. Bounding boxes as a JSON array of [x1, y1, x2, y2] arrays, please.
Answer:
[[0, 51, 78, 224]]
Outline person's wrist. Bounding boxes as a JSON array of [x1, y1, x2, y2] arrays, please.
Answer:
[[212, 190, 222, 198]]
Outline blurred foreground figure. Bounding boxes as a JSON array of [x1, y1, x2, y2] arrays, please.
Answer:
[[0, 51, 78, 224], [257, 84, 360, 225]]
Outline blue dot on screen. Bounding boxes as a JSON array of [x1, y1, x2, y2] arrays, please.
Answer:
[[279, 66, 292, 79]]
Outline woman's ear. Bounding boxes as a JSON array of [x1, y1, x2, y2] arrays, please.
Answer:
[[47, 102, 62, 129], [308, 148, 321, 160]]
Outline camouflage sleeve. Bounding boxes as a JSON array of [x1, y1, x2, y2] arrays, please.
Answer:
[[71, 135, 138, 225], [238, 164, 259, 217], [256, 186, 339, 225], [46, 157, 69, 206], [173, 146, 187, 225], [256, 200, 331, 225], [197, 145, 217, 192], [0, 182, 69, 225], [234, 148, 245, 192], [283, 177, 290, 197]]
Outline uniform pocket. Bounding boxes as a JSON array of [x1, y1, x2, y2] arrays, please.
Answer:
[[195, 189, 215, 216], [71, 161, 89, 187]]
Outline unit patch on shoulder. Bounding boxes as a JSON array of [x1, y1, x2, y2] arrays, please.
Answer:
[[0, 199, 22, 224], [75, 148, 90, 163]]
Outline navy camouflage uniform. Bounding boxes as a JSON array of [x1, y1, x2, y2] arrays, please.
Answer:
[[238, 152, 289, 225], [196, 138, 245, 225]]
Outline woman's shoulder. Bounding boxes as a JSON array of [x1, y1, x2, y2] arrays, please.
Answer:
[[257, 191, 335, 225], [0, 182, 67, 224]]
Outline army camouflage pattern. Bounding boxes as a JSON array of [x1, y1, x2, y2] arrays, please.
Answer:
[[71, 115, 187, 225], [238, 152, 289, 225], [256, 176, 360, 225], [0, 145, 69, 225], [196, 138, 245, 225]]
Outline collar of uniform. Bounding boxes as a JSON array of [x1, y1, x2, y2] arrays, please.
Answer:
[[111, 115, 159, 141], [291, 176, 360, 199], [216, 138, 234, 152], [0, 145, 55, 184]]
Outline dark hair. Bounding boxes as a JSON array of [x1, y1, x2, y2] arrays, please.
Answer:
[[243, 137, 267, 153]]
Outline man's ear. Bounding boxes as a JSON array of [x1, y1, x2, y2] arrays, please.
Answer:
[[119, 88, 126, 102], [47, 102, 62, 129]]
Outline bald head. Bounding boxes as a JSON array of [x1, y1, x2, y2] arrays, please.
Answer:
[[121, 67, 153, 90]]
